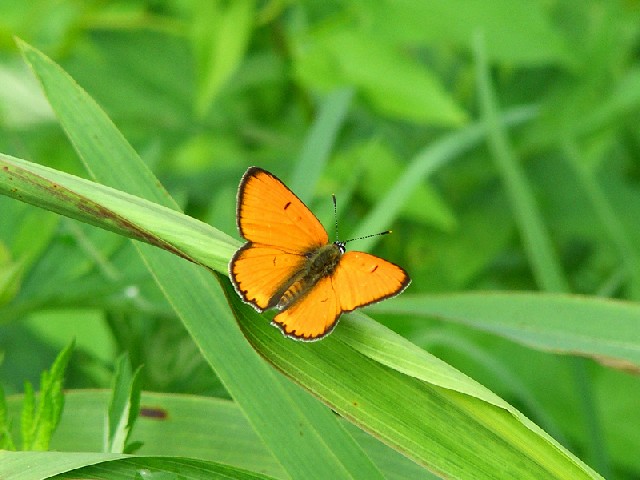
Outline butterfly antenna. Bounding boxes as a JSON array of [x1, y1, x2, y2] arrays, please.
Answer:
[[332, 194, 391, 244], [343, 230, 392, 244], [332, 194, 339, 240], [331, 194, 391, 246]]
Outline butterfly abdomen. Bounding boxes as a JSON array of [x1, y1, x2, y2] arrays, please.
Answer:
[[275, 243, 342, 310]]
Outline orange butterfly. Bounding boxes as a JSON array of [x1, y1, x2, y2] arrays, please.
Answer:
[[229, 167, 410, 341]]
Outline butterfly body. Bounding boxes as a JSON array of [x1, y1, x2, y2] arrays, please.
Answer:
[[275, 242, 344, 311], [230, 167, 410, 341]]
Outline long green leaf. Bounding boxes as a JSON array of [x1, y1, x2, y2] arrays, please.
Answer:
[[0, 39, 607, 480], [0, 450, 275, 480], [474, 32, 567, 293], [227, 285, 600, 479], [6, 391, 433, 479], [374, 292, 640, 372], [290, 88, 353, 201], [0, 145, 602, 479], [16, 39, 383, 480], [351, 105, 538, 251], [0, 152, 235, 274], [473, 32, 609, 476]]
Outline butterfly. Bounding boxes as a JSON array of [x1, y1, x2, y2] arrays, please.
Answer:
[[229, 166, 410, 341]]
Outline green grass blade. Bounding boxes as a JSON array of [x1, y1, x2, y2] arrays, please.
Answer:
[[474, 32, 568, 293], [0, 153, 236, 273], [290, 88, 354, 201], [473, 32, 609, 474], [191, 0, 254, 116], [15, 43, 174, 207], [375, 292, 640, 372], [0, 147, 603, 478], [20, 381, 34, 450], [7, 391, 433, 479], [16, 39, 383, 480], [0, 451, 276, 480], [351, 105, 538, 251], [106, 355, 142, 454], [226, 278, 603, 480], [562, 139, 640, 299], [0, 383, 16, 450]]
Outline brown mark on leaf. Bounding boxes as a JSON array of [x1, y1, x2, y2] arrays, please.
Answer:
[[8, 165, 194, 264], [140, 407, 168, 420]]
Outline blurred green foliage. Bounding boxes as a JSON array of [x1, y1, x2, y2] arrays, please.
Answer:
[[1, 0, 640, 478], [0, 341, 72, 451]]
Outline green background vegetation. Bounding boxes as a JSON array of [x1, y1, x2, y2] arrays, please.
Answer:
[[1, 1, 640, 479]]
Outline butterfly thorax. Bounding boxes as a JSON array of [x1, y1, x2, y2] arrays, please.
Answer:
[[274, 242, 344, 311]]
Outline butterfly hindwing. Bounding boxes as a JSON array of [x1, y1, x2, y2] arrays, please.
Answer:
[[270, 251, 410, 340], [271, 276, 341, 340], [236, 167, 328, 253]]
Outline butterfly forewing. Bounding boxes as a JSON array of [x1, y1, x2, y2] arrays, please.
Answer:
[[231, 243, 307, 311], [236, 167, 328, 253]]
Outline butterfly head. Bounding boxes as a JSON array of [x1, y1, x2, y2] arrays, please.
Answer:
[[334, 240, 346, 254]]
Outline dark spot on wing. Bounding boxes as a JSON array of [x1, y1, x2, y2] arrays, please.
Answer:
[[284, 201, 292, 210], [370, 265, 378, 273]]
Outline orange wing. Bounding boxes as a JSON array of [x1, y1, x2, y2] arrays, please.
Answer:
[[236, 167, 328, 253], [271, 252, 410, 341], [332, 251, 410, 312], [230, 167, 328, 312], [230, 243, 306, 311], [230, 166, 411, 341], [271, 276, 340, 341]]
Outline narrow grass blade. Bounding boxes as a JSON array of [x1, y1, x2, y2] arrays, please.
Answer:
[[290, 88, 354, 202], [105, 355, 142, 454], [375, 292, 640, 372], [226, 279, 603, 480], [473, 32, 608, 474], [17, 39, 383, 479], [0, 153, 236, 274], [352, 105, 538, 251], [0, 144, 604, 478], [0, 451, 276, 480], [474, 32, 568, 293], [562, 139, 640, 299]]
